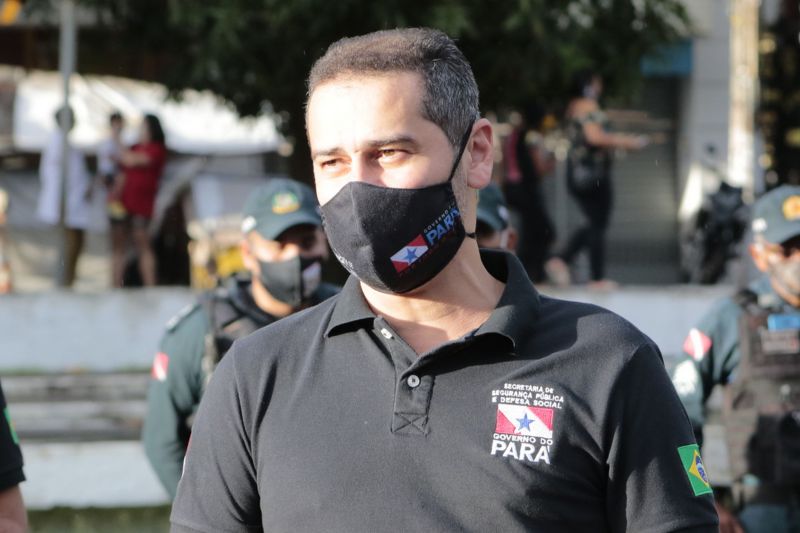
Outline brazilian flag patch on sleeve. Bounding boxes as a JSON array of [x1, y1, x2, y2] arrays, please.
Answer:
[[4, 407, 19, 445], [677, 444, 712, 496], [3, 407, 19, 446]]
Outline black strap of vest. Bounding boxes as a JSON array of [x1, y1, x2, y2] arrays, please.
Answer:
[[734, 289, 760, 314]]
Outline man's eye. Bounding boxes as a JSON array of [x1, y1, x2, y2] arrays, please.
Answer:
[[319, 159, 339, 169], [378, 149, 403, 160]]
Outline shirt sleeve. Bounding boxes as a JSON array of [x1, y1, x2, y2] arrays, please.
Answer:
[[170, 341, 262, 533], [605, 343, 719, 533], [0, 382, 25, 492], [142, 311, 205, 499], [673, 297, 741, 446]]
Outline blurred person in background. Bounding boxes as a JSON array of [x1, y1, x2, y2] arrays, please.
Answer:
[[502, 104, 555, 281], [110, 114, 166, 287], [476, 182, 517, 253], [0, 188, 11, 293], [671, 185, 800, 533], [0, 379, 27, 533], [546, 70, 648, 289], [97, 111, 127, 225], [36, 106, 92, 287], [142, 179, 339, 498]]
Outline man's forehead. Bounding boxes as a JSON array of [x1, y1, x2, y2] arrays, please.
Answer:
[[306, 71, 442, 152], [307, 71, 425, 121], [310, 69, 423, 96]]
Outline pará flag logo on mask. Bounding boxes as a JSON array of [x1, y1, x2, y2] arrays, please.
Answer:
[[495, 404, 554, 439], [391, 235, 429, 273]]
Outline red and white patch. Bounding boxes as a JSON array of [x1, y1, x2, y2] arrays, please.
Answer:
[[682, 328, 712, 362], [151, 352, 169, 382], [495, 404, 554, 439]]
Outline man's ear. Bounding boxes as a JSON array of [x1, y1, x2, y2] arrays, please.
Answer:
[[466, 118, 494, 191], [749, 242, 770, 273]]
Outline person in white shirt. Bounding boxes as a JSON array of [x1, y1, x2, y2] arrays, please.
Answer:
[[96, 111, 127, 223], [36, 106, 92, 287]]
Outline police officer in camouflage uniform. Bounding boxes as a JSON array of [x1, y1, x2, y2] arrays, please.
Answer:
[[673, 185, 800, 533], [142, 178, 339, 498]]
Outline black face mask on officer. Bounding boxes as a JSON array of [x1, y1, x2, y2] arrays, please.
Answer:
[[320, 123, 475, 294], [256, 256, 322, 308]]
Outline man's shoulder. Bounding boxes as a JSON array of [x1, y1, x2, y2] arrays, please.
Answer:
[[696, 292, 744, 334], [528, 295, 659, 375], [228, 293, 341, 363], [539, 295, 654, 347], [164, 301, 206, 334]]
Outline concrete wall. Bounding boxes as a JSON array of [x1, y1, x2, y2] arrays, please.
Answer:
[[0, 288, 194, 372], [0, 284, 732, 373]]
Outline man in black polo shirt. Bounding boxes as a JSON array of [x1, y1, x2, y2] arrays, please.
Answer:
[[172, 28, 718, 532]]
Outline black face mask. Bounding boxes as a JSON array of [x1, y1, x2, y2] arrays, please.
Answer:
[[320, 124, 475, 294], [257, 256, 322, 308]]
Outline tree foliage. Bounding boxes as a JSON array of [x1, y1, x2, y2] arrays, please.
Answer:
[[73, 0, 691, 179]]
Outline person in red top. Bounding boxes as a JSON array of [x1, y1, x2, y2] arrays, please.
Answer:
[[110, 114, 167, 287]]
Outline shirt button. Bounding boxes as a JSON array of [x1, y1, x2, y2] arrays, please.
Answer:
[[380, 328, 393, 339], [407, 375, 421, 388]]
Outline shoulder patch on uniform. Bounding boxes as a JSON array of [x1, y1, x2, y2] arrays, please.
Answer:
[[682, 328, 712, 362], [165, 303, 200, 331], [677, 444, 712, 496], [671, 359, 700, 397], [151, 352, 169, 382]]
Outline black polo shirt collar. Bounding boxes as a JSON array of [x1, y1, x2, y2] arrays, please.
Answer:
[[325, 249, 540, 353]]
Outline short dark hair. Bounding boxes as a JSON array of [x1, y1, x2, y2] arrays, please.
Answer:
[[307, 28, 479, 148], [570, 69, 600, 99], [109, 111, 123, 124]]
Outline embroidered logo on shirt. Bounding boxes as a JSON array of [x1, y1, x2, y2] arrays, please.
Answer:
[[682, 328, 712, 362], [489, 383, 564, 465], [677, 444, 713, 496], [151, 352, 169, 382], [495, 405, 554, 439]]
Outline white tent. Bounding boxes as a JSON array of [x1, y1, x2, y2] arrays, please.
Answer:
[[12, 70, 284, 155]]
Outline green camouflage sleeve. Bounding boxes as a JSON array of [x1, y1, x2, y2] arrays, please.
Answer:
[[672, 296, 742, 447], [142, 305, 206, 499]]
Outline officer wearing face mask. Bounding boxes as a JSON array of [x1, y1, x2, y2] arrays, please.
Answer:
[[672, 185, 800, 533], [142, 178, 338, 499], [475, 182, 518, 252], [172, 28, 717, 532]]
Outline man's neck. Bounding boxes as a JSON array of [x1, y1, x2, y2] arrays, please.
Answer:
[[361, 242, 505, 355], [250, 278, 294, 318]]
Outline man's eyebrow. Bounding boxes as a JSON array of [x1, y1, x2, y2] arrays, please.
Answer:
[[311, 136, 420, 159], [365, 135, 419, 149]]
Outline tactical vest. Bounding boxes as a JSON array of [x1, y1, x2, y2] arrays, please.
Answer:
[[723, 289, 800, 485], [200, 283, 274, 387]]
